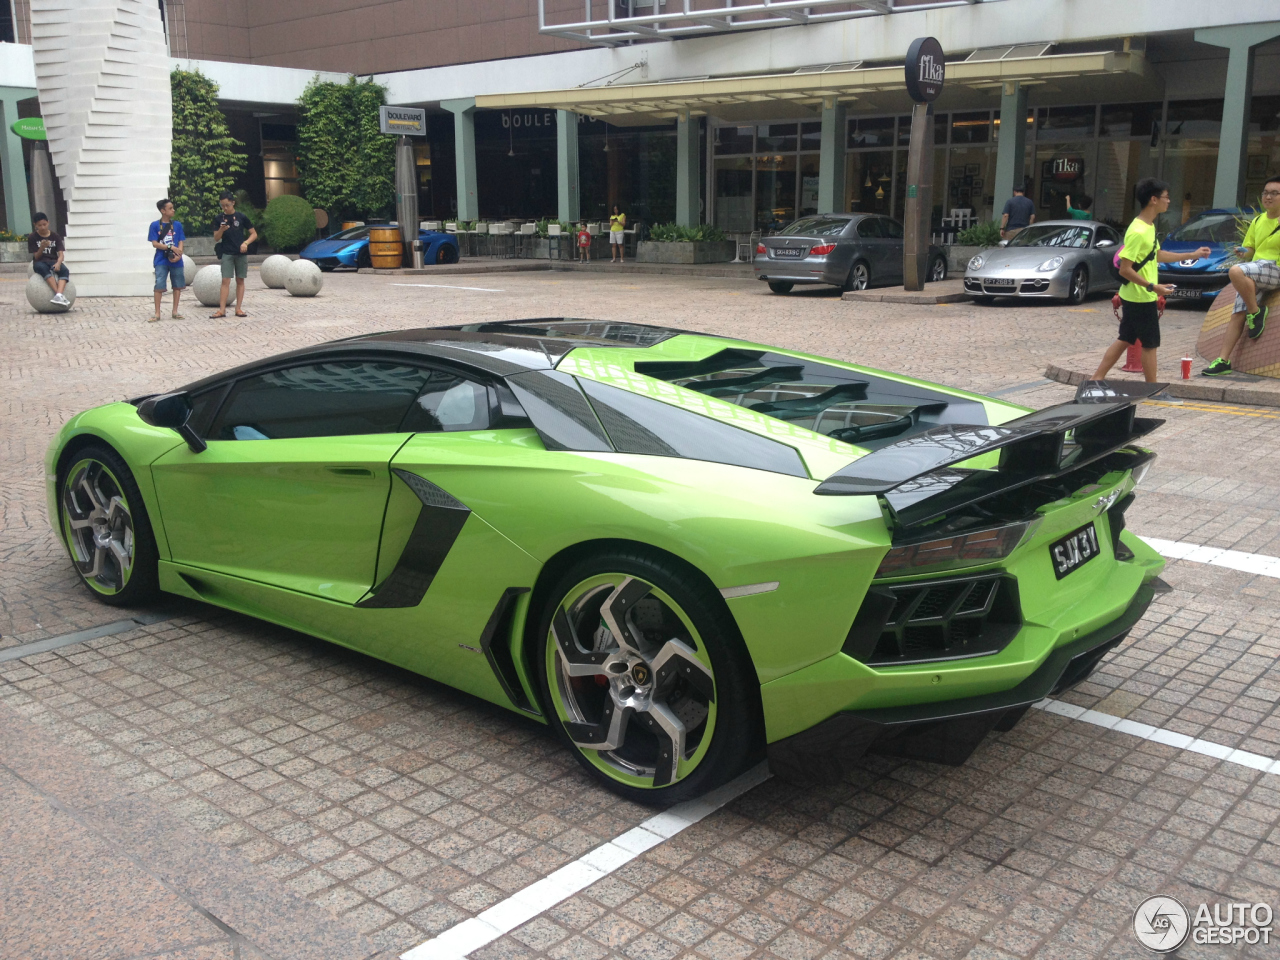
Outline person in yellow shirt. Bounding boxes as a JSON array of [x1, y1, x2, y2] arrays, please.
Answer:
[[1202, 173, 1280, 376], [1091, 178, 1209, 384], [609, 205, 626, 263]]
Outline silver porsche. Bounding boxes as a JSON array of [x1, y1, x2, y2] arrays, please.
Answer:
[[963, 220, 1123, 305]]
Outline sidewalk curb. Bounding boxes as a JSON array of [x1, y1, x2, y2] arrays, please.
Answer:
[[1045, 361, 1280, 407]]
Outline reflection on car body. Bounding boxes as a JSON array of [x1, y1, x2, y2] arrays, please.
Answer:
[[963, 220, 1122, 305]]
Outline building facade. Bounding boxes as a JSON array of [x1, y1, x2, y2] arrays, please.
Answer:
[[0, 0, 1277, 237]]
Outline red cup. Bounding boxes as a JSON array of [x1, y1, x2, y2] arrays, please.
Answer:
[[1181, 356, 1192, 379]]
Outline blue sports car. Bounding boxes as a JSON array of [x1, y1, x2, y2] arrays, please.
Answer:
[[1158, 208, 1256, 302], [300, 224, 460, 271]]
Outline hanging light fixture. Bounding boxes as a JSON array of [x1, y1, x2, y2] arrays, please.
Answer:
[[603, 122, 610, 153], [875, 184, 885, 199], [507, 111, 515, 157], [864, 171, 872, 187]]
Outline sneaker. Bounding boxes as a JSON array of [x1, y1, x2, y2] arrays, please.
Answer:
[[51, 293, 69, 306], [1201, 357, 1233, 377], [1246, 305, 1268, 340], [1148, 388, 1183, 405]]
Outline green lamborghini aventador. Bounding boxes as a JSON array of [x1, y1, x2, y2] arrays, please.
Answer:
[[47, 319, 1166, 801]]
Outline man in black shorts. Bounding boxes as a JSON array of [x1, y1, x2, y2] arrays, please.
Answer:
[[1090, 178, 1209, 384]]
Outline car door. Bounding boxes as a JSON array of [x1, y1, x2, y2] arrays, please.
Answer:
[[1092, 225, 1121, 288], [150, 357, 432, 604], [854, 216, 892, 283], [880, 217, 906, 283]]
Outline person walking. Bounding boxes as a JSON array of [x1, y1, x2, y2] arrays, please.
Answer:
[[1065, 194, 1093, 220], [1202, 173, 1280, 376], [1000, 184, 1035, 241], [577, 222, 591, 263], [609, 205, 626, 263], [148, 198, 186, 322], [1090, 178, 1210, 384], [211, 191, 257, 318], [28, 212, 71, 307]]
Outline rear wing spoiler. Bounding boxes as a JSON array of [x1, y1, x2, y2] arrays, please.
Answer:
[[815, 380, 1165, 528]]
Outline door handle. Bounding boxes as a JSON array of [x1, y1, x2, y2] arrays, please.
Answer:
[[326, 466, 374, 477]]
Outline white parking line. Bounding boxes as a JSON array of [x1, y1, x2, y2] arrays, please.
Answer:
[[1139, 536, 1280, 580], [399, 763, 771, 960], [1031, 699, 1280, 775], [391, 283, 504, 292]]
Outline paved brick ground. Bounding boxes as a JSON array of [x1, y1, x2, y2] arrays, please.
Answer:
[[2, 268, 1278, 958]]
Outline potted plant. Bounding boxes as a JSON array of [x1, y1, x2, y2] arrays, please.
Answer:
[[637, 223, 734, 263]]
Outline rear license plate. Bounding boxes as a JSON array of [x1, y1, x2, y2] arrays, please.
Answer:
[[1050, 523, 1101, 579], [773, 247, 805, 258], [984, 278, 1015, 287], [1169, 287, 1206, 299]]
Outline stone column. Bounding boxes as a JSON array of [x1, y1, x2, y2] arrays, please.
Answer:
[[993, 80, 1028, 222], [556, 110, 580, 224], [0, 89, 36, 234], [31, 0, 171, 296], [1195, 23, 1280, 209], [676, 112, 700, 227], [817, 98, 846, 215], [442, 98, 479, 222]]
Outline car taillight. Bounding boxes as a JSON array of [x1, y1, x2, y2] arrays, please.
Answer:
[[756, 243, 767, 254], [810, 243, 836, 256], [875, 521, 1037, 578]]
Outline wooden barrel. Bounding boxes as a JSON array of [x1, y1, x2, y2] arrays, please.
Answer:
[[341, 220, 362, 231], [368, 225, 402, 269]]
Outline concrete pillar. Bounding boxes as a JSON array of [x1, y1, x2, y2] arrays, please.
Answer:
[[817, 98, 846, 215], [556, 109, 580, 223], [442, 98, 479, 222], [676, 112, 699, 227], [0, 88, 37, 236], [993, 80, 1028, 222], [1195, 24, 1280, 209]]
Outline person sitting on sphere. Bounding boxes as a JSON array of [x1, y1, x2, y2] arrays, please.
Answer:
[[29, 212, 71, 307]]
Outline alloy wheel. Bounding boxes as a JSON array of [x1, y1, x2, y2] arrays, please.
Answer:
[[61, 458, 136, 595], [930, 257, 947, 282], [547, 574, 718, 789], [1070, 266, 1088, 304], [849, 262, 870, 290]]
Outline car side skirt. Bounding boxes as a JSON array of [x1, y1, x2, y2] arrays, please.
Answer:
[[765, 582, 1154, 783]]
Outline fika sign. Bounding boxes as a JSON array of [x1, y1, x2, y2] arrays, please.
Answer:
[[905, 36, 945, 103]]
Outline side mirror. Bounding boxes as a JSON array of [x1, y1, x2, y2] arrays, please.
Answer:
[[997, 239, 1009, 247], [1096, 239, 1116, 247], [137, 391, 206, 453]]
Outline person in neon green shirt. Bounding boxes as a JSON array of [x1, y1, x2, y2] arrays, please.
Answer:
[[609, 205, 626, 263], [1202, 173, 1280, 377], [1065, 193, 1093, 220], [1091, 178, 1209, 384]]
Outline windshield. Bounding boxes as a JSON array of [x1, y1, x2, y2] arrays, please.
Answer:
[[1167, 213, 1242, 244], [779, 217, 849, 237], [1007, 224, 1093, 248], [328, 226, 370, 241]]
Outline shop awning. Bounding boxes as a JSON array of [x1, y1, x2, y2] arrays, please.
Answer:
[[475, 50, 1150, 125]]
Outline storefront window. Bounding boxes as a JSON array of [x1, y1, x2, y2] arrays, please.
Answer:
[[756, 155, 797, 231], [1162, 139, 1219, 226], [1166, 100, 1222, 139], [579, 121, 678, 223], [1099, 103, 1160, 139], [715, 157, 753, 232], [798, 154, 820, 218], [1036, 105, 1096, 140], [951, 112, 991, 145], [1033, 142, 1092, 221], [1245, 96, 1280, 205], [845, 151, 894, 214], [1094, 140, 1158, 224], [261, 122, 300, 202], [799, 121, 822, 152], [757, 124, 797, 153], [944, 146, 997, 222], [897, 113, 948, 146], [713, 122, 819, 232], [848, 117, 895, 148], [714, 126, 754, 155]]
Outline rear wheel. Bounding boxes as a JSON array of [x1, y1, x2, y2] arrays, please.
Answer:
[[58, 445, 159, 606], [1066, 265, 1089, 305], [929, 256, 947, 282], [357, 247, 372, 270], [768, 281, 793, 295], [843, 261, 871, 292], [536, 549, 758, 803], [437, 243, 460, 265]]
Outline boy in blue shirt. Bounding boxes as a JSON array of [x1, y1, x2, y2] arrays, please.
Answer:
[[148, 198, 186, 322]]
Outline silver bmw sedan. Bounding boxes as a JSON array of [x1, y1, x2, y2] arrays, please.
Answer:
[[963, 220, 1123, 305], [754, 213, 948, 294]]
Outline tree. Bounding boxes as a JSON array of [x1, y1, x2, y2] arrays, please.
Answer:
[[295, 77, 396, 221], [169, 69, 246, 231]]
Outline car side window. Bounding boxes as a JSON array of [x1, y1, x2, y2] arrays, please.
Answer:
[[856, 218, 884, 239], [212, 360, 430, 440], [400, 369, 492, 432], [1096, 226, 1120, 245], [881, 219, 904, 239]]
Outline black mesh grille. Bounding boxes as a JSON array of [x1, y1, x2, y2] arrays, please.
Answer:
[[843, 573, 1022, 666]]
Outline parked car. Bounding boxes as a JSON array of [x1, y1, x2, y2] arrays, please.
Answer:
[[299, 223, 460, 270], [47, 319, 1165, 800], [754, 213, 948, 294], [964, 220, 1122, 305], [1159, 207, 1257, 302]]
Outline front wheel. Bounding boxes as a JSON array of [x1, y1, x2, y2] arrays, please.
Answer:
[[1066, 265, 1089, 305], [768, 281, 793, 295], [437, 243, 459, 265], [929, 256, 947, 282], [536, 550, 759, 803], [58, 445, 159, 606], [843, 261, 870, 292]]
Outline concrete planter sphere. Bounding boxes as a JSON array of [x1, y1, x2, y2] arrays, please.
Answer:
[[260, 254, 292, 289], [181, 254, 196, 283], [192, 264, 225, 306], [285, 258, 323, 297], [26, 274, 77, 312]]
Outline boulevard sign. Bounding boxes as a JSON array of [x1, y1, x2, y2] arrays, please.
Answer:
[[378, 105, 426, 136]]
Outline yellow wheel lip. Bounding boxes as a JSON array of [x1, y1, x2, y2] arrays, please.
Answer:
[[547, 571, 719, 790]]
